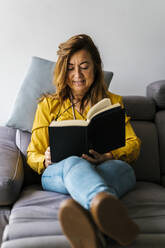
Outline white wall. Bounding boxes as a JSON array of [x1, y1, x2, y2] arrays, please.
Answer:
[[0, 0, 165, 125]]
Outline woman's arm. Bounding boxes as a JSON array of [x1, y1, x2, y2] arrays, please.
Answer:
[[27, 98, 52, 174]]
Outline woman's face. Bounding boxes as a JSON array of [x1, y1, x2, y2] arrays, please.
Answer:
[[66, 49, 95, 98]]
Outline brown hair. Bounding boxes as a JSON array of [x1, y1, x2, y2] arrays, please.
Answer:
[[40, 34, 108, 111]]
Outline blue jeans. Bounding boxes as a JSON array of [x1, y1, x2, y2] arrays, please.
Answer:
[[41, 156, 136, 209]]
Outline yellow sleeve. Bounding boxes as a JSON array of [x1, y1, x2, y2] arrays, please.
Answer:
[[27, 98, 52, 174], [111, 96, 141, 164]]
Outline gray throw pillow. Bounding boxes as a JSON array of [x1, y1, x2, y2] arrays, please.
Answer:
[[6, 57, 56, 132], [6, 56, 113, 133]]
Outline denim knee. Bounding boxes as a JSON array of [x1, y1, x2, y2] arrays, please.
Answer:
[[96, 160, 136, 198], [63, 156, 84, 176], [113, 160, 136, 197], [113, 160, 136, 183], [119, 161, 136, 182]]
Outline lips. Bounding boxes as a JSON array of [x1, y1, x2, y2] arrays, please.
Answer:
[[73, 80, 85, 86]]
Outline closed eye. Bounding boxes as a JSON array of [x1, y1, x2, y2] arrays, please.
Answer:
[[67, 66, 89, 71], [80, 66, 88, 70], [67, 61, 90, 71]]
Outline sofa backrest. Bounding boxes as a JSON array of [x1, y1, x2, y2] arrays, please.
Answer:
[[155, 110, 165, 185], [123, 96, 160, 183], [146, 80, 165, 186]]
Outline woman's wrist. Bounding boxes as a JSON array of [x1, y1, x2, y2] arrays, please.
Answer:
[[104, 151, 113, 160], [109, 152, 113, 159]]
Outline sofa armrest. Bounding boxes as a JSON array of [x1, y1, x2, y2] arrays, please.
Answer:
[[147, 80, 165, 109], [0, 126, 24, 206]]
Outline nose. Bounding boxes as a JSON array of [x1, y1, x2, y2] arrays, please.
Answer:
[[74, 66, 83, 79]]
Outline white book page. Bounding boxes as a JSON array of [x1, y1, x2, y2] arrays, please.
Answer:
[[87, 98, 120, 120], [49, 119, 88, 127], [87, 98, 111, 120], [87, 103, 120, 121]]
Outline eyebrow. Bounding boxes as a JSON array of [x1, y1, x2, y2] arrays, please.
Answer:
[[68, 61, 89, 66]]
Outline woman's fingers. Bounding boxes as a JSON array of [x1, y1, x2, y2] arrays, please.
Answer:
[[89, 149, 100, 159], [82, 150, 101, 164], [45, 147, 51, 158], [82, 149, 112, 164], [82, 153, 97, 163], [44, 146, 52, 167]]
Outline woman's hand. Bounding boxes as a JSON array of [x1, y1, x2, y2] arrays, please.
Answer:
[[44, 146, 52, 168], [82, 149, 113, 165]]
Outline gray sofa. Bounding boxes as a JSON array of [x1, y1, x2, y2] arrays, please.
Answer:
[[1, 80, 165, 248]]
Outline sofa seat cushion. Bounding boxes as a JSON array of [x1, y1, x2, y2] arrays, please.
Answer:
[[2, 184, 70, 243], [9, 185, 70, 225], [122, 181, 165, 233], [3, 182, 165, 246], [1, 236, 70, 248]]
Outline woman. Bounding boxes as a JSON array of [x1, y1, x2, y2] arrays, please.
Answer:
[[27, 34, 141, 248]]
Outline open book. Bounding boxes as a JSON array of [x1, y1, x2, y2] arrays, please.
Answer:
[[49, 98, 125, 162]]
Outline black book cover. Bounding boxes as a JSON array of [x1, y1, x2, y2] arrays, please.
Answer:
[[49, 106, 125, 163]]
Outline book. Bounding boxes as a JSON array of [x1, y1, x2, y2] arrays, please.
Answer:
[[48, 98, 125, 162]]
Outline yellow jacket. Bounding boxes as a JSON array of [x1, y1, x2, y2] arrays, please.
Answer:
[[27, 92, 141, 174]]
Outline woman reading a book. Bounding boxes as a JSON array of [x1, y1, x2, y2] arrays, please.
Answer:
[[27, 34, 141, 248]]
